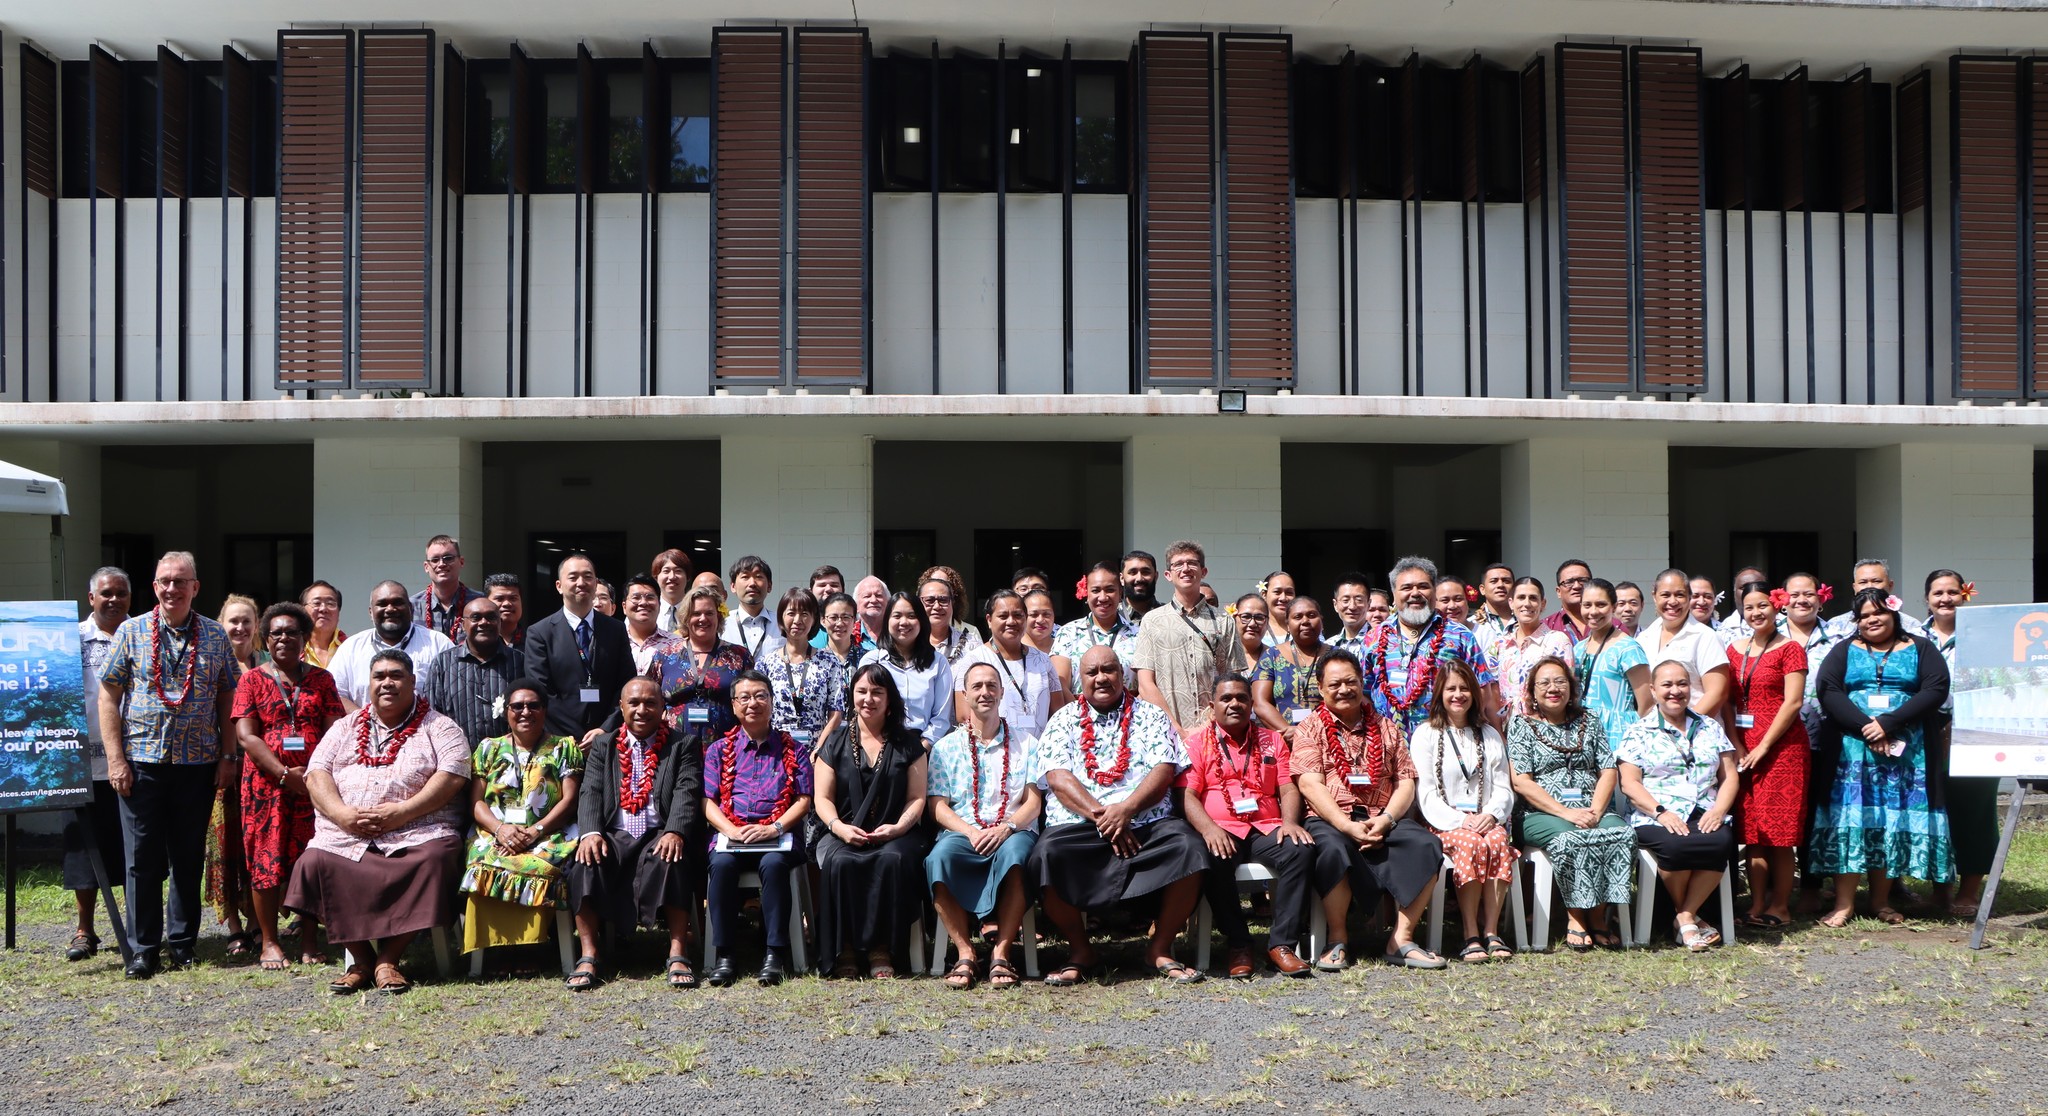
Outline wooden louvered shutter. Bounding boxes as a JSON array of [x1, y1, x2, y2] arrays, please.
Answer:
[[2030, 59, 2048, 395], [1715, 67, 1749, 209], [354, 31, 433, 386], [157, 49, 190, 199], [1219, 33, 1293, 383], [1520, 59, 1545, 212], [20, 45, 58, 200], [793, 28, 868, 384], [1631, 47, 1704, 391], [89, 46, 124, 200], [1139, 32, 1216, 383], [224, 48, 252, 199], [442, 45, 466, 196], [275, 31, 353, 386], [1839, 70, 1870, 215], [712, 28, 786, 382], [1950, 57, 2024, 397], [1780, 68, 1807, 212], [1555, 44, 1630, 389]]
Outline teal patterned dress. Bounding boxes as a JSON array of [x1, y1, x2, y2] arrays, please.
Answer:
[[1809, 643, 1954, 883]]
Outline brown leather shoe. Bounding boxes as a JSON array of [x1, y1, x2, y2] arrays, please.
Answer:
[[1266, 946, 1312, 977], [1225, 946, 1256, 980]]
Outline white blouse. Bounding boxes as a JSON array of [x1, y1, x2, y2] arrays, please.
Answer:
[[1409, 722, 1514, 831], [859, 647, 956, 743]]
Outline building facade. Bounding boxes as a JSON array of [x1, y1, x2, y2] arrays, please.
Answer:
[[0, 0, 2044, 617]]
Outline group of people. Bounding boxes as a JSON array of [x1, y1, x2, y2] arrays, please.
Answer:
[[64, 535, 1992, 991]]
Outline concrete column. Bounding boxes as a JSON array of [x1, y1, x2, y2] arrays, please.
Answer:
[[314, 436, 482, 616], [1502, 436, 1669, 585], [1856, 441, 2032, 606], [0, 440, 101, 604], [1124, 432, 1281, 598], [718, 433, 872, 588]]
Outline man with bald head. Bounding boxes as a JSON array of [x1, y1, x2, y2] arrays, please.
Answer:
[[328, 580, 453, 710], [1028, 646, 1208, 985]]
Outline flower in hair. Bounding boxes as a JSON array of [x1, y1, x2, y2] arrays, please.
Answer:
[[1225, 604, 1238, 616], [1713, 591, 1726, 608], [1959, 581, 1977, 603], [1464, 585, 1481, 605], [1817, 584, 1835, 604], [1769, 588, 1790, 610], [1074, 576, 1088, 601], [1255, 580, 1269, 595], [1884, 595, 1903, 613]]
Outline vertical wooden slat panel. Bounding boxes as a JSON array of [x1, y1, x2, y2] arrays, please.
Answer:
[[90, 46, 124, 200], [1556, 43, 1631, 388], [20, 45, 59, 199], [1951, 56, 2024, 396], [793, 28, 868, 384], [356, 30, 433, 387], [1219, 34, 1293, 383], [2030, 59, 2048, 395], [275, 30, 353, 385], [1897, 75, 1929, 214], [224, 48, 252, 199], [1632, 47, 1705, 390], [1139, 32, 1215, 383], [158, 48, 190, 199], [712, 29, 786, 382]]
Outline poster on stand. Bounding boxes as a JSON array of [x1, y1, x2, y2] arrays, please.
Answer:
[[0, 602, 90, 814], [1950, 603, 2048, 778]]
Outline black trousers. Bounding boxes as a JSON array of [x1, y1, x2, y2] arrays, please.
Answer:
[[118, 762, 217, 954], [61, 780, 126, 892], [1200, 828, 1313, 950]]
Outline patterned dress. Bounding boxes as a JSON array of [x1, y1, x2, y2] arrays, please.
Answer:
[[461, 734, 585, 949], [759, 650, 849, 745], [230, 666, 344, 890], [650, 641, 754, 739], [1488, 628, 1575, 718], [1253, 644, 1323, 725], [1810, 643, 1955, 883], [1726, 639, 1810, 847], [1506, 715, 1637, 909], [1575, 630, 1649, 750]]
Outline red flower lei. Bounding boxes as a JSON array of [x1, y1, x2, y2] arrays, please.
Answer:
[[716, 726, 801, 825], [618, 723, 671, 815], [967, 718, 1013, 828], [1078, 698, 1135, 786], [353, 698, 430, 767], [1317, 704, 1384, 788], [148, 608, 200, 709], [1372, 617, 1449, 714]]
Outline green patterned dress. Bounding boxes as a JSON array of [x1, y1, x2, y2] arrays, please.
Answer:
[[461, 734, 584, 951]]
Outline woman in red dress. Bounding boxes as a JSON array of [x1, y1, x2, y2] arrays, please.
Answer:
[[1724, 581, 1809, 929], [231, 602, 345, 970]]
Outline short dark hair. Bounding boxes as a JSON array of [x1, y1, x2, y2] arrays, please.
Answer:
[[809, 564, 844, 587], [731, 668, 774, 696], [1213, 672, 1252, 696], [1614, 580, 1642, 597], [649, 549, 694, 580], [1010, 566, 1049, 589], [260, 602, 313, 638], [1085, 560, 1121, 580], [505, 678, 548, 708], [1555, 558, 1591, 582], [777, 587, 822, 641], [426, 534, 461, 556], [300, 580, 342, 607], [1332, 571, 1372, 594], [1924, 568, 1964, 596], [1483, 563, 1514, 581], [1121, 550, 1156, 570], [483, 573, 522, 595], [728, 555, 772, 582], [984, 588, 1025, 620], [1314, 647, 1363, 683], [625, 573, 660, 596], [555, 552, 593, 578], [369, 648, 415, 676]]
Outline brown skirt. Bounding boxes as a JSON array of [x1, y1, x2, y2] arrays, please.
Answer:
[[285, 835, 462, 942]]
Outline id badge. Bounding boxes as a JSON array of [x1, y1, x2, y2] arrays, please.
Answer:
[[1733, 713, 1755, 730], [579, 687, 600, 704], [1288, 708, 1310, 724], [792, 729, 815, 751], [1866, 693, 1894, 712], [1346, 773, 1373, 788], [685, 704, 712, 726], [1452, 797, 1478, 813], [1556, 789, 1588, 807], [1232, 796, 1259, 816], [280, 735, 308, 758], [500, 805, 533, 825]]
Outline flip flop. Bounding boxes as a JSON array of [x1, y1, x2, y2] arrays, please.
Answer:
[[1043, 963, 1088, 987], [1384, 941, 1446, 970], [1561, 928, 1594, 953], [1485, 934, 1515, 961], [1153, 959, 1205, 985], [328, 965, 371, 995], [1315, 944, 1348, 972]]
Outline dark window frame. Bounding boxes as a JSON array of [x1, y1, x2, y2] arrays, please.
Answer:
[[1070, 59, 1128, 194], [660, 56, 711, 193]]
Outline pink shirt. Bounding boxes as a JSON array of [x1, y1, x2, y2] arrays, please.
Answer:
[[1178, 722, 1290, 839], [307, 706, 471, 862]]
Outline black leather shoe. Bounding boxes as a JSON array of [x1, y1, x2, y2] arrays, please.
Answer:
[[757, 949, 787, 987], [125, 952, 159, 980], [705, 955, 738, 987], [164, 947, 197, 971]]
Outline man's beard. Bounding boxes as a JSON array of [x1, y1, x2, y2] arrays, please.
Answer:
[[1397, 606, 1433, 628], [376, 619, 409, 642], [1125, 580, 1155, 604]]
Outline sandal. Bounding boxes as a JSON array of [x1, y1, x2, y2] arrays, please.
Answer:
[[1818, 910, 1854, 929], [1153, 958, 1205, 985], [1675, 920, 1711, 952], [1694, 924, 1722, 947], [566, 956, 601, 992], [943, 957, 977, 990], [868, 953, 897, 981], [1458, 936, 1490, 963], [1874, 906, 1907, 925], [373, 962, 411, 995], [1384, 941, 1446, 970], [1315, 944, 1348, 972], [258, 945, 290, 973], [225, 932, 256, 960], [666, 956, 697, 989], [65, 931, 100, 962], [1561, 928, 1594, 953], [1043, 963, 1089, 987], [328, 965, 372, 995], [1592, 927, 1624, 950], [1486, 934, 1515, 961], [987, 955, 1021, 989]]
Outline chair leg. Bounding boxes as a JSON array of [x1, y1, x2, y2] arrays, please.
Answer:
[[469, 947, 486, 979], [1020, 905, 1040, 979], [1616, 897, 1635, 949], [1718, 869, 1737, 945], [1506, 863, 1528, 953], [1635, 850, 1656, 947], [431, 927, 452, 979], [908, 917, 926, 974], [1529, 853, 1555, 953], [1425, 861, 1448, 957], [929, 919, 949, 978], [789, 871, 811, 975], [1192, 897, 1213, 973], [556, 909, 576, 977], [1307, 895, 1326, 964]]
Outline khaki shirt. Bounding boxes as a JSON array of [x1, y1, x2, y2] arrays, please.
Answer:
[[1130, 598, 1247, 727]]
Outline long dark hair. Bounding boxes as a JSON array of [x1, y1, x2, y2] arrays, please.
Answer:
[[1849, 586, 1902, 642], [1424, 658, 1484, 733], [1520, 655, 1584, 724], [849, 663, 910, 737], [880, 591, 935, 670]]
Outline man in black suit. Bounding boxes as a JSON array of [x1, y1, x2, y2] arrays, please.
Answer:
[[524, 553, 635, 738]]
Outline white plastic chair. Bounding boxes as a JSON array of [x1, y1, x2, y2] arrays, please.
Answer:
[[1425, 854, 1528, 956], [1633, 847, 1737, 949], [1186, 862, 1327, 973], [341, 926, 454, 979], [928, 905, 1042, 979], [467, 908, 577, 978], [1523, 847, 1634, 951], [704, 866, 820, 975]]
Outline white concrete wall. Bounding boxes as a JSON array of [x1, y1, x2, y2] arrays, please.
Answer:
[[313, 436, 482, 616], [1856, 441, 2033, 606], [1502, 436, 1668, 585], [1071, 194, 1130, 394], [718, 433, 871, 592], [873, 192, 933, 395], [1124, 432, 1281, 595]]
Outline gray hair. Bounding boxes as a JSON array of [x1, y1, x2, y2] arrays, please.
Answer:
[[89, 566, 131, 593], [156, 550, 197, 575], [1388, 556, 1438, 589], [1851, 557, 1891, 580]]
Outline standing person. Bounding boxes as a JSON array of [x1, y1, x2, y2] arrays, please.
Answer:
[[758, 587, 846, 748], [814, 665, 931, 979], [619, 574, 682, 677], [1780, 571, 1837, 916], [1925, 569, 1994, 916], [1328, 573, 1377, 658], [1638, 570, 1732, 717], [459, 683, 582, 962], [919, 576, 982, 667], [1488, 578, 1574, 721], [859, 592, 956, 744], [1718, 567, 1767, 634], [1361, 557, 1498, 739], [1688, 576, 1720, 631], [1508, 658, 1636, 951], [1053, 561, 1140, 691], [1822, 560, 1928, 642], [1011, 568, 1051, 597], [1259, 572, 1299, 647], [1411, 661, 1517, 962], [634, 586, 754, 741], [300, 582, 347, 670], [523, 554, 635, 738], [817, 592, 864, 710], [926, 662, 1043, 990], [592, 581, 618, 619], [809, 565, 845, 602], [1433, 577, 1476, 631], [1811, 589, 1953, 927], [1253, 597, 1329, 730], [720, 556, 784, 662], [1612, 582, 1646, 636], [423, 596, 528, 750], [1725, 582, 1809, 929], [955, 590, 1069, 740], [919, 566, 975, 640], [98, 552, 240, 979], [1132, 541, 1248, 735], [703, 673, 812, 987], [1473, 564, 1518, 645], [232, 602, 345, 969], [63, 568, 132, 962], [650, 549, 695, 635], [1180, 676, 1316, 978], [1022, 589, 1060, 660], [1119, 550, 1161, 623], [484, 574, 526, 647], [1231, 593, 1272, 680], [327, 582, 455, 709], [412, 535, 485, 642], [852, 576, 892, 655], [1575, 579, 1653, 748], [1365, 589, 1393, 631], [219, 595, 265, 675], [210, 594, 263, 958], [1617, 662, 1741, 951], [1542, 560, 1594, 644]]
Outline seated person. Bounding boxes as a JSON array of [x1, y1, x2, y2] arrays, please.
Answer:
[[813, 665, 931, 979], [1506, 658, 1636, 951], [565, 677, 705, 989], [459, 682, 583, 958], [1410, 660, 1518, 962], [927, 662, 1044, 990], [1618, 660, 1740, 952], [1028, 647, 1207, 986], [1288, 649, 1447, 970], [1181, 674, 1316, 978], [286, 650, 471, 995], [703, 671, 813, 987]]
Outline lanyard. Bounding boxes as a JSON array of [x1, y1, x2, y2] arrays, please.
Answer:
[[268, 666, 305, 738], [790, 657, 810, 716], [993, 649, 1028, 700], [1445, 726, 1480, 784], [1090, 618, 1126, 646], [1212, 723, 1261, 790], [1660, 713, 1703, 769], [1737, 631, 1775, 703], [1176, 604, 1227, 659], [1869, 642, 1900, 689]]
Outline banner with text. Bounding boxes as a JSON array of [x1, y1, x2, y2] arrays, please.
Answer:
[[1951, 602, 2048, 778], [0, 602, 90, 813]]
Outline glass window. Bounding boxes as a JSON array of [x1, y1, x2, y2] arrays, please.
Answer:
[[940, 57, 997, 191], [1007, 58, 1058, 192], [537, 67, 578, 191], [1294, 62, 1340, 199], [250, 65, 277, 197], [666, 62, 710, 190], [1071, 63, 1125, 192], [61, 61, 89, 199], [873, 55, 931, 192], [603, 67, 643, 191], [466, 63, 512, 193]]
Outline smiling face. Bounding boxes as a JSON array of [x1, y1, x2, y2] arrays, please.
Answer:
[[731, 677, 773, 735], [1688, 578, 1717, 624], [1287, 598, 1324, 647], [919, 580, 955, 632], [779, 596, 818, 643], [1531, 661, 1572, 719], [87, 574, 130, 630], [1433, 582, 1469, 622], [152, 557, 198, 621], [855, 578, 890, 628], [1581, 583, 1614, 632], [221, 602, 258, 655], [1121, 556, 1157, 604], [1319, 657, 1364, 720], [1653, 573, 1689, 629], [303, 584, 341, 634], [620, 677, 664, 738], [370, 584, 413, 641], [1510, 581, 1546, 626], [1264, 574, 1297, 619], [1332, 582, 1368, 633], [1782, 575, 1820, 625], [987, 596, 1026, 647], [1439, 672, 1475, 725], [1366, 591, 1392, 628], [1079, 647, 1126, 710], [1853, 563, 1891, 595], [1740, 589, 1776, 634], [462, 597, 504, 653], [963, 662, 1003, 721], [852, 672, 891, 727], [264, 612, 306, 670], [1233, 598, 1269, 644], [1085, 569, 1123, 625], [556, 557, 598, 613], [887, 598, 923, 651], [369, 657, 416, 719], [684, 595, 721, 645], [624, 582, 659, 629], [822, 599, 856, 646], [1926, 574, 1964, 620], [1211, 677, 1253, 734], [424, 540, 464, 592], [1613, 585, 1644, 629], [1855, 602, 1899, 645], [1483, 567, 1514, 608], [505, 686, 546, 740], [655, 559, 690, 602], [1164, 549, 1205, 599], [1024, 593, 1057, 642], [810, 572, 844, 600], [1393, 568, 1434, 621], [488, 584, 523, 631], [1651, 661, 1692, 719]]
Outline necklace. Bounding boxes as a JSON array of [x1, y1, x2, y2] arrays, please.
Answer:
[[1372, 618, 1448, 714], [1212, 721, 1262, 791], [1433, 724, 1487, 815], [148, 608, 200, 709], [715, 725, 800, 824], [966, 718, 1013, 828], [1317, 704, 1383, 788], [1078, 698, 1135, 786], [618, 723, 671, 814], [354, 698, 429, 767]]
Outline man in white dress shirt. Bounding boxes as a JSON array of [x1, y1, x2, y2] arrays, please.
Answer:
[[328, 581, 454, 709], [720, 556, 785, 662]]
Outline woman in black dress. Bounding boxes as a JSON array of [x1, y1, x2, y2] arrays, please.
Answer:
[[813, 664, 930, 978]]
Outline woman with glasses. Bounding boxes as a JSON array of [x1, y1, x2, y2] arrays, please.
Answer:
[[1232, 593, 1273, 680], [461, 682, 585, 960], [1488, 578, 1574, 721], [231, 602, 345, 969], [1508, 658, 1635, 951], [920, 577, 983, 667]]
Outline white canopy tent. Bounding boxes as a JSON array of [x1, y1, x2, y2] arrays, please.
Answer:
[[0, 459, 69, 515]]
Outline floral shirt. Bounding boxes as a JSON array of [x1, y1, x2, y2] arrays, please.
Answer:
[[1358, 615, 1494, 735], [1615, 711, 1733, 826], [1252, 645, 1323, 725], [650, 640, 754, 739], [1287, 710, 1417, 819], [1032, 698, 1187, 829], [1052, 615, 1140, 685], [98, 611, 239, 765], [758, 650, 848, 742], [928, 720, 1038, 829], [1487, 628, 1576, 718], [1506, 714, 1615, 810], [231, 666, 346, 764]]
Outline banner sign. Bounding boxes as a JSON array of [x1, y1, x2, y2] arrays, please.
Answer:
[[1951, 603, 2048, 778], [0, 602, 91, 813]]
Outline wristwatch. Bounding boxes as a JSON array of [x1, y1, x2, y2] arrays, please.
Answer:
[[772, 820, 786, 836]]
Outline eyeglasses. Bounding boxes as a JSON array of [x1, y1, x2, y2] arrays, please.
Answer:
[[1558, 577, 1590, 587], [425, 554, 461, 566], [1534, 679, 1572, 691], [506, 701, 544, 712], [918, 597, 950, 609], [154, 577, 195, 590], [1167, 560, 1202, 571], [265, 630, 305, 641]]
